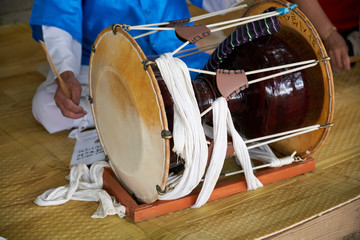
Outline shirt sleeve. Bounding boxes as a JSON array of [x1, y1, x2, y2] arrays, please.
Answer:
[[202, 0, 244, 12], [189, 0, 204, 9], [42, 26, 82, 79], [29, 0, 83, 43]]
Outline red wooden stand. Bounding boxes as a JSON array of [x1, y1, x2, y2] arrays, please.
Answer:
[[103, 158, 315, 222]]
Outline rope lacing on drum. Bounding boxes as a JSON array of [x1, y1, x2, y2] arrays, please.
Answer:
[[154, 53, 334, 207], [119, 4, 297, 55], [196, 57, 331, 116], [201, 121, 333, 180]]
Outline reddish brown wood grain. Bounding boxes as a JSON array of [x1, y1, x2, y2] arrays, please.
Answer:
[[103, 157, 315, 222]]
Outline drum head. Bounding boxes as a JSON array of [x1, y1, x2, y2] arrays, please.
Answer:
[[89, 27, 170, 203], [243, 0, 334, 157]]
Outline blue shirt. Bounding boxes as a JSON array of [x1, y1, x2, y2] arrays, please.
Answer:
[[30, 0, 209, 72]]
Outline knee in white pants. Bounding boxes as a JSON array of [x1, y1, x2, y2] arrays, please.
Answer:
[[32, 84, 94, 134]]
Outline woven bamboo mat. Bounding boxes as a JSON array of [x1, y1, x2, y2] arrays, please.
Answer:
[[0, 24, 359, 240]]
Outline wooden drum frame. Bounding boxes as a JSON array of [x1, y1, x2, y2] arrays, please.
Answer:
[[242, 0, 334, 158]]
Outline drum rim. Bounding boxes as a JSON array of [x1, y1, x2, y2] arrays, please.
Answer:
[[244, 0, 335, 157], [88, 26, 170, 203]]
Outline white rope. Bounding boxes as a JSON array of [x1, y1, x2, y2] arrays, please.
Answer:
[[131, 7, 284, 54], [34, 161, 126, 218], [175, 43, 220, 59], [226, 102, 263, 190], [247, 145, 296, 168], [210, 11, 279, 33], [171, 41, 191, 56], [155, 53, 209, 200], [176, 43, 220, 54], [224, 151, 297, 178], [130, 9, 278, 36], [247, 125, 321, 150], [206, 11, 277, 29], [244, 124, 321, 144], [133, 30, 157, 40], [189, 59, 320, 76], [198, 59, 327, 117], [130, 5, 272, 33], [194, 96, 265, 207], [170, 10, 279, 55], [193, 97, 229, 208], [156, 54, 261, 205], [206, 124, 321, 151], [131, 4, 248, 29], [130, 26, 174, 31], [201, 122, 298, 180], [248, 62, 318, 85], [203, 122, 324, 151]]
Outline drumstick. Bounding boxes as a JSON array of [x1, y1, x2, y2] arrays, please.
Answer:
[[350, 55, 360, 63], [39, 40, 72, 99]]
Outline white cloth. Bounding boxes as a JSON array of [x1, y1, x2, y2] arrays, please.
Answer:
[[193, 97, 228, 208], [34, 161, 126, 218], [156, 54, 209, 200], [42, 26, 82, 80]]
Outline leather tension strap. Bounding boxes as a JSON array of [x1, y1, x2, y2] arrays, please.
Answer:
[[175, 24, 211, 43], [216, 69, 248, 100], [166, 18, 190, 27]]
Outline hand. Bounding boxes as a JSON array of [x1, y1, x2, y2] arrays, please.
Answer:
[[54, 71, 87, 119], [324, 31, 350, 72]]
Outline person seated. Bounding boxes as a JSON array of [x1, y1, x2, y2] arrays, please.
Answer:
[[29, 0, 242, 135], [290, 0, 359, 72]]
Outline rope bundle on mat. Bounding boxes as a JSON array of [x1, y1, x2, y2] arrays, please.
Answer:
[[34, 161, 126, 218]]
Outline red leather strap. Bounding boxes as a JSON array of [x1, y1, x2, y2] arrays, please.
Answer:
[[216, 69, 248, 100], [207, 140, 235, 165], [166, 18, 190, 27], [175, 25, 211, 43]]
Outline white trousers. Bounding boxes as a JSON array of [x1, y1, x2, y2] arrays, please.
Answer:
[[32, 65, 94, 135]]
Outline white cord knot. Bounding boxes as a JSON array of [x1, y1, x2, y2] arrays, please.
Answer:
[[270, 151, 297, 168]]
